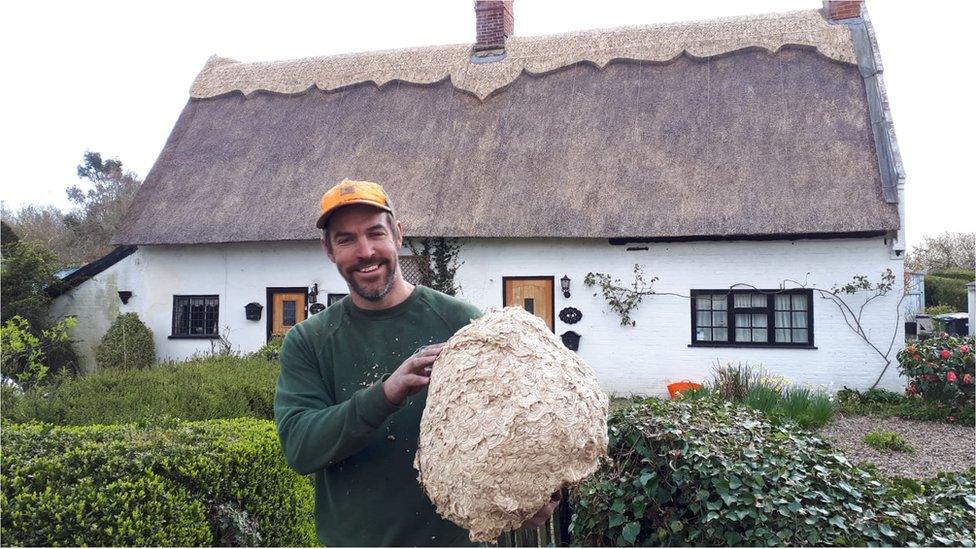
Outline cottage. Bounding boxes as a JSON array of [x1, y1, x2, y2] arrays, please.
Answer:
[[56, 0, 908, 393]]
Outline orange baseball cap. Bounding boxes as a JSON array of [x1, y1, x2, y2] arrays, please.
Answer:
[[316, 179, 394, 229]]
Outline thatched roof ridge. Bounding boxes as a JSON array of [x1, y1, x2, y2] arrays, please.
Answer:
[[190, 9, 855, 100]]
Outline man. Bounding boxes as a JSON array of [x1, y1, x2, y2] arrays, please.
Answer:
[[273, 179, 558, 547]]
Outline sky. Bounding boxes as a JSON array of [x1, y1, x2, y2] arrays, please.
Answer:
[[1, 0, 973, 250]]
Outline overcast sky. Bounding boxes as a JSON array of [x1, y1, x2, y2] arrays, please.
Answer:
[[1, 0, 973, 249]]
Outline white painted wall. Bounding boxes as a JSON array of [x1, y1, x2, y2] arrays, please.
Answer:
[[55, 236, 906, 395], [49, 254, 138, 374]]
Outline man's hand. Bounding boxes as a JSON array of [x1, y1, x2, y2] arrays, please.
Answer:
[[382, 343, 446, 405], [520, 491, 562, 530]]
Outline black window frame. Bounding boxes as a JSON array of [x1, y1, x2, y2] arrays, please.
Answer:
[[169, 294, 220, 339], [689, 289, 815, 348]]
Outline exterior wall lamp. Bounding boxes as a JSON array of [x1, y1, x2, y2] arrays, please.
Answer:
[[560, 275, 571, 298]]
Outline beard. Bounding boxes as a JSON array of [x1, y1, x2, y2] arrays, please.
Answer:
[[341, 258, 398, 302]]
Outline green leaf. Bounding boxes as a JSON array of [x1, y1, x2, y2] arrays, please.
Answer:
[[611, 500, 626, 514], [622, 522, 640, 544], [609, 513, 626, 528]]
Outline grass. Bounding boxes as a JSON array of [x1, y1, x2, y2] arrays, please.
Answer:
[[863, 430, 915, 453]]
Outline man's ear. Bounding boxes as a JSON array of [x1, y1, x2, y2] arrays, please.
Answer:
[[394, 221, 404, 248], [321, 236, 336, 263]]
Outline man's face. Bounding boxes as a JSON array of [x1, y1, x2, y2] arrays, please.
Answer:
[[322, 204, 402, 302]]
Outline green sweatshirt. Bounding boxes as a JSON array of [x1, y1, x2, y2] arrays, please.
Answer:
[[274, 285, 482, 547]]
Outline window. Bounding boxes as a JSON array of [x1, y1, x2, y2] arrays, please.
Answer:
[[327, 293, 348, 307], [690, 289, 813, 347], [171, 295, 219, 337]]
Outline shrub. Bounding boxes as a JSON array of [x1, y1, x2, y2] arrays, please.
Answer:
[[863, 430, 915, 453], [95, 313, 155, 370], [570, 398, 976, 546], [1, 315, 77, 389], [2, 356, 278, 425], [930, 268, 976, 283], [252, 334, 285, 362], [0, 418, 316, 547], [837, 387, 975, 426], [924, 304, 956, 316], [898, 335, 974, 405], [925, 274, 970, 312]]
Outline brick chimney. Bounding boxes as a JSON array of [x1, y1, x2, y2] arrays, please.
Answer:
[[474, 0, 514, 53], [824, 0, 863, 21]]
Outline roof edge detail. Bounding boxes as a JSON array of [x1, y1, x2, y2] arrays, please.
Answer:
[[190, 9, 856, 101]]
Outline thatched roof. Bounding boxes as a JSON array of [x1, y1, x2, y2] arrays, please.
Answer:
[[114, 8, 899, 245]]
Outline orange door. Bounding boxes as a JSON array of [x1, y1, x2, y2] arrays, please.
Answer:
[[271, 291, 307, 336], [503, 278, 554, 331]]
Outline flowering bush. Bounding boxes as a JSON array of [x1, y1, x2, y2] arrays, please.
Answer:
[[898, 335, 975, 407]]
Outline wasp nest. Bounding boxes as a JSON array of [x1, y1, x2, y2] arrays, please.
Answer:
[[415, 307, 608, 542]]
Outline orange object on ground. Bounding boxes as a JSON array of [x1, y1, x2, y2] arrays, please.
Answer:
[[667, 380, 703, 399]]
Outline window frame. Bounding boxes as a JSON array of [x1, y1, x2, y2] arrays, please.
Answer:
[[689, 289, 815, 348], [169, 294, 220, 339]]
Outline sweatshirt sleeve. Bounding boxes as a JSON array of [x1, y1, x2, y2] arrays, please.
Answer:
[[273, 326, 400, 475]]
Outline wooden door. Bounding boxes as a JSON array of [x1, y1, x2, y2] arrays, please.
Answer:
[[269, 290, 307, 337], [503, 277, 554, 331]]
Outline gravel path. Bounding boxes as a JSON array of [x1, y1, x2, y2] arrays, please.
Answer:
[[819, 415, 976, 479]]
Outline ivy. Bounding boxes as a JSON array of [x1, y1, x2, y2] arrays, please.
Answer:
[[406, 237, 464, 296]]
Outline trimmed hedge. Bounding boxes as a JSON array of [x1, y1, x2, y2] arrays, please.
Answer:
[[95, 313, 156, 370], [571, 398, 976, 546], [925, 273, 972, 312], [0, 418, 316, 546], [2, 356, 278, 425]]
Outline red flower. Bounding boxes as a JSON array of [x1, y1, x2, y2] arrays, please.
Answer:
[[940, 349, 952, 360], [906, 384, 918, 396], [964, 374, 973, 385], [947, 416, 957, 423], [946, 371, 958, 383], [961, 345, 971, 354]]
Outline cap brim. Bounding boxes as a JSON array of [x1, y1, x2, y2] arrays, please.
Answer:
[[316, 200, 394, 229]]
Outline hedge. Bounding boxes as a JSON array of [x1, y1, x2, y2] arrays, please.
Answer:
[[925, 275, 971, 312], [2, 355, 278, 425], [570, 398, 976, 547], [0, 418, 317, 547]]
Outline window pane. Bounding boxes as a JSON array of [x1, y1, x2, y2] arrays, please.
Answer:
[[736, 328, 752, 341], [697, 311, 712, 326], [696, 296, 711, 310], [752, 294, 767, 307], [792, 294, 808, 310], [753, 328, 768, 342], [775, 311, 791, 327], [775, 294, 791, 310], [734, 294, 753, 308], [697, 327, 712, 341], [736, 313, 751, 327], [713, 328, 728, 342], [713, 313, 727, 327], [792, 329, 809, 343], [792, 312, 807, 329], [174, 299, 188, 335], [752, 314, 767, 328], [283, 300, 297, 326], [775, 328, 791, 342], [712, 295, 727, 310]]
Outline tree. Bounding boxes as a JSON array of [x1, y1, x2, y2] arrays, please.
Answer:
[[63, 151, 142, 262], [0, 204, 73, 261], [906, 231, 976, 272]]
